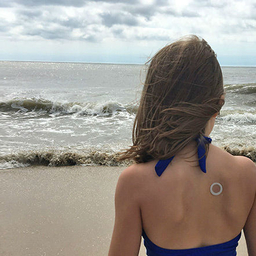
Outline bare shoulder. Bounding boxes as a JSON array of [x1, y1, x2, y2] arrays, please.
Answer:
[[116, 165, 139, 194], [241, 159, 256, 255], [118, 161, 155, 184], [109, 164, 146, 255], [233, 155, 256, 178], [210, 144, 256, 183], [118, 164, 144, 186], [115, 162, 152, 201], [234, 154, 256, 167]]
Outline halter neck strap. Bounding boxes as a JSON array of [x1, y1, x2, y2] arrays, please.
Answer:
[[155, 136, 212, 176]]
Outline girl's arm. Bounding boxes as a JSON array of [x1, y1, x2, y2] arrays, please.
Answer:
[[243, 159, 256, 256], [108, 166, 142, 256]]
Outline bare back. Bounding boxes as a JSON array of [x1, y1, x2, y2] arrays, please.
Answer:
[[108, 37, 256, 256], [134, 143, 256, 249]]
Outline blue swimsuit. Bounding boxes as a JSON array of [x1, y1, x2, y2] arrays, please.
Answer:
[[143, 231, 241, 256], [142, 136, 241, 255]]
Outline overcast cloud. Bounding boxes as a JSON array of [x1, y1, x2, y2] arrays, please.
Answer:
[[0, 0, 255, 64]]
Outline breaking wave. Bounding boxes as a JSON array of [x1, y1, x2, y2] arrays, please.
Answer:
[[0, 149, 132, 170], [219, 112, 256, 124], [224, 83, 256, 94], [0, 98, 138, 117], [1, 146, 255, 170], [224, 146, 256, 162]]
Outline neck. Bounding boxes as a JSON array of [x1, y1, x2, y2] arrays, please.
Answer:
[[176, 141, 198, 159]]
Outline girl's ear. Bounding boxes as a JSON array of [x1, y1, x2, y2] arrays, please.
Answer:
[[213, 94, 225, 118], [212, 112, 219, 118]]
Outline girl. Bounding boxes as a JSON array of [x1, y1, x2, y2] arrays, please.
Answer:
[[109, 35, 256, 256]]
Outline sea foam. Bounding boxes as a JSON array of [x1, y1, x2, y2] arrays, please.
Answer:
[[1, 146, 255, 170], [0, 98, 138, 117]]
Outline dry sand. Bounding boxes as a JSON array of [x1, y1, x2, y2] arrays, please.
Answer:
[[0, 166, 248, 256]]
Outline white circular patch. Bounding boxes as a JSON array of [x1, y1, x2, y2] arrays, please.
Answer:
[[210, 182, 223, 196]]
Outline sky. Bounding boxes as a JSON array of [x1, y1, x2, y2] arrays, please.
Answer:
[[0, 0, 256, 65]]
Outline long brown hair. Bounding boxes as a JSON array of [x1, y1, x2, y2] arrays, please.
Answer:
[[120, 35, 224, 163]]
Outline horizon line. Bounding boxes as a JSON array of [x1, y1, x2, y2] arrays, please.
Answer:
[[0, 59, 256, 68]]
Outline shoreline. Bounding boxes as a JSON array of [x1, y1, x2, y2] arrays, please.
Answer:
[[1, 145, 255, 170], [0, 166, 248, 255]]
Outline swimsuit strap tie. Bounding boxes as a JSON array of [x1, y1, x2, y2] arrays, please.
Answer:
[[155, 136, 212, 176], [197, 135, 212, 173], [155, 156, 175, 176]]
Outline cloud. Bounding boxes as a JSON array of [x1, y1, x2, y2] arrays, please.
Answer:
[[0, 23, 9, 32], [0, 0, 256, 64], [100, 12, 139, 27], [0, 2, 13, 7], [12, 0, 87, 7], [2, 4, 105, 41], [10, 0, 140, 7], [25, 26, 70, 40], [18, 9, 43, 20], [92, 0, 139, 3], [126, 4, 158, 20], [192, 0, 227, 8]]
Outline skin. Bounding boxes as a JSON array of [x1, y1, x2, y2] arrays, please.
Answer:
[[108, 114, 256, 256]]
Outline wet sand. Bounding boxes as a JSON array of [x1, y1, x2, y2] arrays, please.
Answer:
[[0, 166, 247, 255]]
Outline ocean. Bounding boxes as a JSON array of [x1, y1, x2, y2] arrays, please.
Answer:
[[0, 61, 255, 169]]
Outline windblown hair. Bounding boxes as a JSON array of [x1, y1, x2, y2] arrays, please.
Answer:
[[120, 35, 224, 163]]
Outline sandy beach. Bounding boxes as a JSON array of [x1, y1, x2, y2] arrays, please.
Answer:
[[0, 166, 248, 255]]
